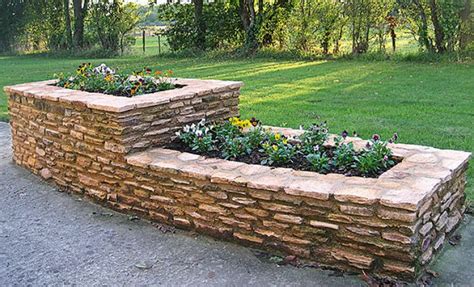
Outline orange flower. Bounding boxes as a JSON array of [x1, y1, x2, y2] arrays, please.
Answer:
[[155, 70, 163, 76]]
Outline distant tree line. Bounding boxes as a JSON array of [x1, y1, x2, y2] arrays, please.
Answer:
[[0, 0, 140, 54], [155, 0, 474, 55]]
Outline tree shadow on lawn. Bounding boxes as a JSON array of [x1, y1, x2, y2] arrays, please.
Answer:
[[0, 54, 472, 198]]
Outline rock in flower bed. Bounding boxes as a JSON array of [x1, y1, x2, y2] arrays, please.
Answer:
[[55, 63, 178, 97], [171, 117, 400, 178]]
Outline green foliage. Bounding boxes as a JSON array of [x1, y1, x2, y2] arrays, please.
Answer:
[[260, 140, 296, 166], [306, 152, 330, 173], [220, 136, 252, 159], [214, 121, 241, 142], [0, 1, 26, 52], [177, 119, 216, 153], [355, 138, 395, 176], [246, 125, 267, 147], [332, 137, 356, 171], [159, 3, 243, 51], [89, 0, 140, 54], [298, 122, 329, 154], [56, 63, 175, 97]]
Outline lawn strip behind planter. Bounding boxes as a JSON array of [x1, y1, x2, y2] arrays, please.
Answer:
[[5, 79, 471, 281]]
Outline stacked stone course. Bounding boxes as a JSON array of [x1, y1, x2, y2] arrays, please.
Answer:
[[5, 79, 471, 281]]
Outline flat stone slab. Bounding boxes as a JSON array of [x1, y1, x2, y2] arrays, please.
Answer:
[[4, 79, 243, 112], [0, 122, 472, 286]]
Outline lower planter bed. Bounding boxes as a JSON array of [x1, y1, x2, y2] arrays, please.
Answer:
[[5, 79, 471, 281], [123, 134, 470, 281]]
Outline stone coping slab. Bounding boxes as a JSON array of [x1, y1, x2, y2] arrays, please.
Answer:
[[127, 129, 471, 213], [4, 78, 244, 113]]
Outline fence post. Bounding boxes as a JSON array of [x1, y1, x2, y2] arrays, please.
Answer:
[[158, 35, 161, 55], [142, 29, 146, 53]]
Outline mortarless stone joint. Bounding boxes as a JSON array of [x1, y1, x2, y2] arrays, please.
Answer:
[[5, 79, 471, 281]]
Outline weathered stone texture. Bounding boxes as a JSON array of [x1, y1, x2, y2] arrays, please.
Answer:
[[5, 79, 471, 282]]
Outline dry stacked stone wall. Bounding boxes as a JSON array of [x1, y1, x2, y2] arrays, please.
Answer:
[[5, 80, 471, 281]]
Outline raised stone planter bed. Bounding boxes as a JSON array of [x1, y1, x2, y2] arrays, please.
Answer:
[[5, 79, 471, 281]]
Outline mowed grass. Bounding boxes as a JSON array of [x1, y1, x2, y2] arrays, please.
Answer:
[[0, 54, 473, 198]]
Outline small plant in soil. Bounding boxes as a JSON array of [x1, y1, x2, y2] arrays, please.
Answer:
[[55, 63, 176, 97], [170, 117, 400, 178]]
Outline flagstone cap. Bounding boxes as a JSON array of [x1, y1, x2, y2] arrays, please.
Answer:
[[4, 79, 244, 113]]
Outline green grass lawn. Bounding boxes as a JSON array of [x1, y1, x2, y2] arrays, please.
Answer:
[[0, 54, 473, 199]]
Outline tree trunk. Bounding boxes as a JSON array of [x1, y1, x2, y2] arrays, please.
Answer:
[[413, 0, 433, 52], [390, 28, 396, 52], [193, 0, 205, 50], [239, 0, 250, 31], [429, 0, 446, 53], [459, 0, 472, 50], [64, 0, 73, 49], [240, 0, 258, 52], [73, 0, 89, 49]]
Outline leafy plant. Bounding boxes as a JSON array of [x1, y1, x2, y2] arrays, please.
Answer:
[[306, 152, 330, 173], [220, 136, 252, 159], [246, 125, 267, 147], [355, 134, 396, 176], [56, 63, 176, 97], [176, 119, 215, 153], [299, 122, 329, 154], [332, 136, 356, 171], [175, 117, 398, 177], [261, 141, 296, 166], [214, 121, 240, 142]]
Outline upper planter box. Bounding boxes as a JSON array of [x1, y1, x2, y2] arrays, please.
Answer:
[[6, 79, 242, 154], [5, 79, 471, 282]]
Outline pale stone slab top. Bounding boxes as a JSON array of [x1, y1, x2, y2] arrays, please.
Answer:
[[126, 128, 471, 213], [4, 79, 244, 113]]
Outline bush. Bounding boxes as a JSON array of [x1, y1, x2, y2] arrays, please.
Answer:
[[159, 3, 243, 51]]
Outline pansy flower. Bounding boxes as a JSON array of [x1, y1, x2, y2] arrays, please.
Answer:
[[341, 130, 348, 139]]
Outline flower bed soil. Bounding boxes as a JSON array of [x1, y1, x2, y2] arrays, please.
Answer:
[[166, 138, 402, 178]]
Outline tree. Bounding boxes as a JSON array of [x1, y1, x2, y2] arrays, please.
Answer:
[[73, 0, 89, 48], [0, 0, 26, 52], [459, 0, 473, 50], [64, 0, 73, 49], [89, 0, 139, 54], [193, 0, 206, 50], [239, 0, 258, 52]]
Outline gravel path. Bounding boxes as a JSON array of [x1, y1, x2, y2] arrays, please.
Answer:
[[0, 122, 472, 286]]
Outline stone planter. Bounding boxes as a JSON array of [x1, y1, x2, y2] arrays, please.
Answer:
[[5, 79, 471, 281]]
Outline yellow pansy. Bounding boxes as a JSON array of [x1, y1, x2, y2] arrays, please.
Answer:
[[275, 133, 281, 140], [272, 144, 278, 151], [104, 74, 114, 82]]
